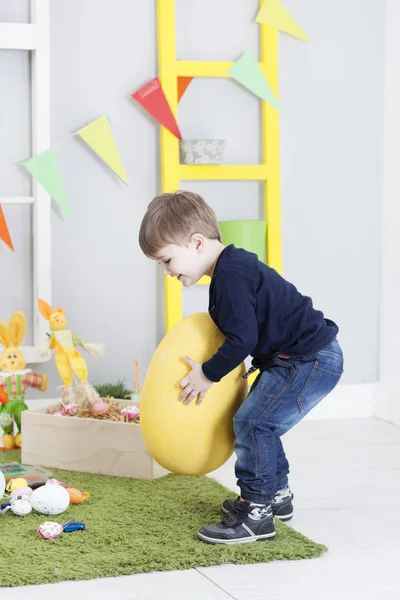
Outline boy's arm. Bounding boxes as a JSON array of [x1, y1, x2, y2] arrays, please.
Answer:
[[202, 272, 259, 382]]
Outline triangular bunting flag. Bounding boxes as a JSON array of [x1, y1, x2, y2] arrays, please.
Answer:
[[178, 77, 193, 102], [132, 77, 182, 139], [77, 115, 129, 184], [0, 205, 14, 251], [256, 0, 310, 42], [228, 52, 279, 110], [23, 149, 70, 218]]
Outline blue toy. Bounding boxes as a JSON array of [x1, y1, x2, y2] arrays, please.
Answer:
[[63, 521, 86, 532]]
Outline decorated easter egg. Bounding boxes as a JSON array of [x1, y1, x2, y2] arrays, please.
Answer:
[[93, 401, 108, 415], [67, 488, 89, 505], [31, 484, 70, 515], [121, 406, 139, 420], [38, 521, 63, 539], [0, 470, 5, 500], [6, 477, 28, 493], [63, 403, 79, 416], [140, 313, 247, 476]]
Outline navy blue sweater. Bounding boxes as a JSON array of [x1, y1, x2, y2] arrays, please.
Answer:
[[202, 245, 338, 383]]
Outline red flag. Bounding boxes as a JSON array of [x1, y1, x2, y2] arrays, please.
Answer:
[[0, 205, 14, 251], [132, 77, 182, 139], [178, 77, 193, 102]]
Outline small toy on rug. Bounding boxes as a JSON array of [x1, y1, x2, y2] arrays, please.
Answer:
[[0, 311, 48, 449], [37, 299, 105, 408], [3, 493, 32, 516], [67, 488, 90, 504], [10, 485, 32, 499], [6, 476, 28, 492], [38, 520, 86, 539]]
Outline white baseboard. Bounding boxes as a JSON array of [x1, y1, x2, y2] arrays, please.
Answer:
[[305, 382, 377, 420]]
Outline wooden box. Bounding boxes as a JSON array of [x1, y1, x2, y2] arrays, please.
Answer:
[[21, 401, 168, 480]]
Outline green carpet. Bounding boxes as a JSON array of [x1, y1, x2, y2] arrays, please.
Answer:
[[0, 451, 327, 587]]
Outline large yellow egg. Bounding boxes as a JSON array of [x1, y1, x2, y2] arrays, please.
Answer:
[[140, 313, 247, 475]]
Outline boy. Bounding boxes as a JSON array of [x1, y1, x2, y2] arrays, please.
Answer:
[[139, 190, 343, 545]]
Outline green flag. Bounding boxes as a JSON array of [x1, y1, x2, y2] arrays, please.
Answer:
[[23, 149, 70, 217], [228, 52, 279, 110]]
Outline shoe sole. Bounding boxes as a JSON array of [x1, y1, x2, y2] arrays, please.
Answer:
[[275, 511, 293, 522], [221, 503, 294, 523], [197, 531, 276, 545]]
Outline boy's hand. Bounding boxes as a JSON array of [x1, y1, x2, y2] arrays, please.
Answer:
[[179, 356, 213, 405]]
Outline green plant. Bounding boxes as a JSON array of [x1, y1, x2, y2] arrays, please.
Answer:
[[94, 378, 133, 399]]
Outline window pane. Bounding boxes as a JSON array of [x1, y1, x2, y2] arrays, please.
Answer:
[[0, 49, 31, 196], [0, 0, 30, 24], [0, 203, 33, 345]]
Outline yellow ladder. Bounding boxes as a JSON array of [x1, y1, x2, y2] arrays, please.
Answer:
[[158, 0, 282, 333]]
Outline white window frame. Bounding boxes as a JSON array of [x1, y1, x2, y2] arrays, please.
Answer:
[[0, 0, 51, 363]]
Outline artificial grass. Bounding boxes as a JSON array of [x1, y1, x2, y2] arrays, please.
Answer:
[[0, 450, 327, 587]]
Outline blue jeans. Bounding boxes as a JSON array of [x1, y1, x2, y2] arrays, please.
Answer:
[[233, 338, 344, 503]]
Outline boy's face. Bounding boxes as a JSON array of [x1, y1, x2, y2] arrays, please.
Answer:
[[155, 240, 206, 287]]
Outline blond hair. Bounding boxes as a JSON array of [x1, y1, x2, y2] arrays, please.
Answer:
[[139, 190, 221, 257]]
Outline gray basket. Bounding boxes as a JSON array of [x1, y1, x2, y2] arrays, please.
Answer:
[[179, 139, 225, 165]]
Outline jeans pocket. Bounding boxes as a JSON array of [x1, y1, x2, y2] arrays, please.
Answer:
[[315, 343, 344, 377], [255, 361, 296, 399], [297, 359, 342, 416]]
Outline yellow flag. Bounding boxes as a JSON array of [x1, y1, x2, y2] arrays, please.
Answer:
[[77, 116, 129, 183], [256, 0, 310, 42]]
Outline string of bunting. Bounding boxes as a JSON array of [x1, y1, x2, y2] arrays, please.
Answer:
[[0, 0, 309, 252]]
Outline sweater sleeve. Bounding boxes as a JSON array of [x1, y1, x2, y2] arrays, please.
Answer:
[[202, 271, 259, 382]]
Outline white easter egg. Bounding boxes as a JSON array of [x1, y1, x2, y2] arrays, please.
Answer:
[[31, 484, 70, 515], [0, 470, 5, 500], [11, 497, 32, 516]]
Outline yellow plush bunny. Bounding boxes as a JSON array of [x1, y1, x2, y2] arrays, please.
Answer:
[[0, 311, 48, 449], [38, 299, 104, 406]]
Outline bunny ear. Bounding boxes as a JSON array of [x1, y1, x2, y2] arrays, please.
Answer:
[[38, 299, 53, 320], [9, 312, 27, 348], [0, 321, 10, 348]]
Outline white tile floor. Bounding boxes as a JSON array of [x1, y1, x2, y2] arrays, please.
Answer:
[[2, 417, 400, 599]]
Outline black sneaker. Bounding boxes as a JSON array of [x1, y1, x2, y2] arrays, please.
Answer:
[[222, 487, 294, 523], [197, 499, 275, 545]]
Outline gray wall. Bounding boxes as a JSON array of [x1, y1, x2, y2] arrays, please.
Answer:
[[0, 0, 384, 398]]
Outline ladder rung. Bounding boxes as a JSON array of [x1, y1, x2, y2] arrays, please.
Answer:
[[179, 165, 268, 181], [0, 23, 37, 50], [176, 61, 267, 78]]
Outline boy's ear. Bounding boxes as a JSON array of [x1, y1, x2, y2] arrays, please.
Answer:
[[191, 233, 204, 249]]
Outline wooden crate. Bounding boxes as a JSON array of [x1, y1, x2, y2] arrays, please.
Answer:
[[21, 401, 168, 480]]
